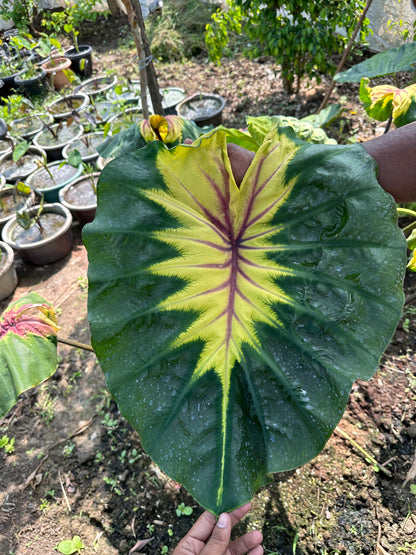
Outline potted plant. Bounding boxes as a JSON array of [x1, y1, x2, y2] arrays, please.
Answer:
[[1, 202, 73, 265], [32, 121, 84, 162], [59, 169, 99, 225], [107, 107, 143, 134], [161, 86, 186, 115], [0, 241, 18, 301], [176, 92, 226, 127], [62, 131, 105, 165], [10, 112, 54, 141], [46, 93, 90, 122], [5, 34, 48, 97], [41, 0, 95, 79], [0, 181, 36, 229], [0, 35, 34, 98], [0, 143, 46, 183], [13, 63, 47, 97], [40, 56, 72, 91], [25, 159, 83, 203], [74, 74, 118, 99]]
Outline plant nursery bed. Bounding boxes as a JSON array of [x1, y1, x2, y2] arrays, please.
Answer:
[[1, 14, 416, 555]]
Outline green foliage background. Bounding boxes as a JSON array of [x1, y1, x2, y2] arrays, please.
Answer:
[[206, 0, 370, 93]]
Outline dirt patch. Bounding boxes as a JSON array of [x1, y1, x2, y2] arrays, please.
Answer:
[[1, 14, 416, 555]]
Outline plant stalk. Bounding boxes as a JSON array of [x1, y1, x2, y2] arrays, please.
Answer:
[[57, 336, 94, 352], [318, 0, 374, 113], [335, 426, 392, 477]]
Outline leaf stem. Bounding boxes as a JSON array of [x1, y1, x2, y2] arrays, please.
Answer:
[[335, 426, 392, 477], [57, 337, 94, 352]]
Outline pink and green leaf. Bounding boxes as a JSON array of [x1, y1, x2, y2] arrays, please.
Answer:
[[84, 122, 406, 514], [0, 293, 58, 418]]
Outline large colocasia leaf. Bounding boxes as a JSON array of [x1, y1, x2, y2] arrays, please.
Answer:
[[84, 126, 406, 514], [0, 293, 58, 418]]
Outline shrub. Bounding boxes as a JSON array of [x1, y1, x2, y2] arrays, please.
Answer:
[[146, 0, 220, 61], [206, 0, 370, 94]]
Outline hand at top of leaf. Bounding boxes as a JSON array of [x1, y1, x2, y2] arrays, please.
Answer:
[[173, 503, 263, 555], [184, 138, 255, 187]]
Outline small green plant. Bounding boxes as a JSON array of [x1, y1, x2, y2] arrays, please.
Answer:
[[103, 476, 122, 495], [176, 502, 193, 517], [42, 0, 107, 53], [101, 413, 118, 432], [0, 435, 15, 454], [56, 535, 85, 555], [160, 546, 168, 554], [34, 388, 55, 424], [146, 523, 155, 534], [62, 442, 75, 457], [0, 0, 34, 30], [94, 452, 105, 464], [39, 498, 50, 511]]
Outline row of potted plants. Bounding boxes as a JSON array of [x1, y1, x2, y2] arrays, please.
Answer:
[[0, 168, 99, 301]]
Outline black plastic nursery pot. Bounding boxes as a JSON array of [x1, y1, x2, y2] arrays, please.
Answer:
[[177, 92, 226, 127], [0, 70, 24, 99], [64, 45, 93, 79], [14, 68, 48, 97]]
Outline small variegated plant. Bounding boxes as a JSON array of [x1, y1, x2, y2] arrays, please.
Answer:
[[0, 293, 59, 418], [84, 117, 406, 515], [359, 78, 416, 129], [98, 114, 203, 160]]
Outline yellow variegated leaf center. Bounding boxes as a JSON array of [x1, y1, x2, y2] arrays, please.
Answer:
[[142, 130, 299, 503]]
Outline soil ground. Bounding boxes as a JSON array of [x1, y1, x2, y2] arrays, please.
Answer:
[[1, 12, 416, 555]]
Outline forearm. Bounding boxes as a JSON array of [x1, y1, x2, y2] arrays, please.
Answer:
[[362, 122, 416, 203]]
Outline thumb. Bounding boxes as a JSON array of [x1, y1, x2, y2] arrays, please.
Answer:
[[201, 513, 232, 554]]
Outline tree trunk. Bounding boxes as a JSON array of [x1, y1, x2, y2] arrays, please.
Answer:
[[106, 0, 121, 16], [121, 0, 164, 116]]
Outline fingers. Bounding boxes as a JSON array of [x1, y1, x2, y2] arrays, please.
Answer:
[[185, 510, 217, 543], [182, 138, 255, 187], [230, 530, 264, 555], [226, 143, 255, 187], [201, 512, 232, 554], [229, 502, 252, 527]]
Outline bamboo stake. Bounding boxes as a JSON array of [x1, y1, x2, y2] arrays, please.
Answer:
[[318, 0, 374, 113]]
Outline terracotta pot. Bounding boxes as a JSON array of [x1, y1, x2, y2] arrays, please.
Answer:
[[177, 93, 226, 127], [59, 172, 99, 226], [0, 240, 18, 301], [41, 57, 72, 91], [1, 203, 73, 265]]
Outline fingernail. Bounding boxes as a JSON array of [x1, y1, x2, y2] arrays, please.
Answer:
[[217, 513, 228, 528]]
